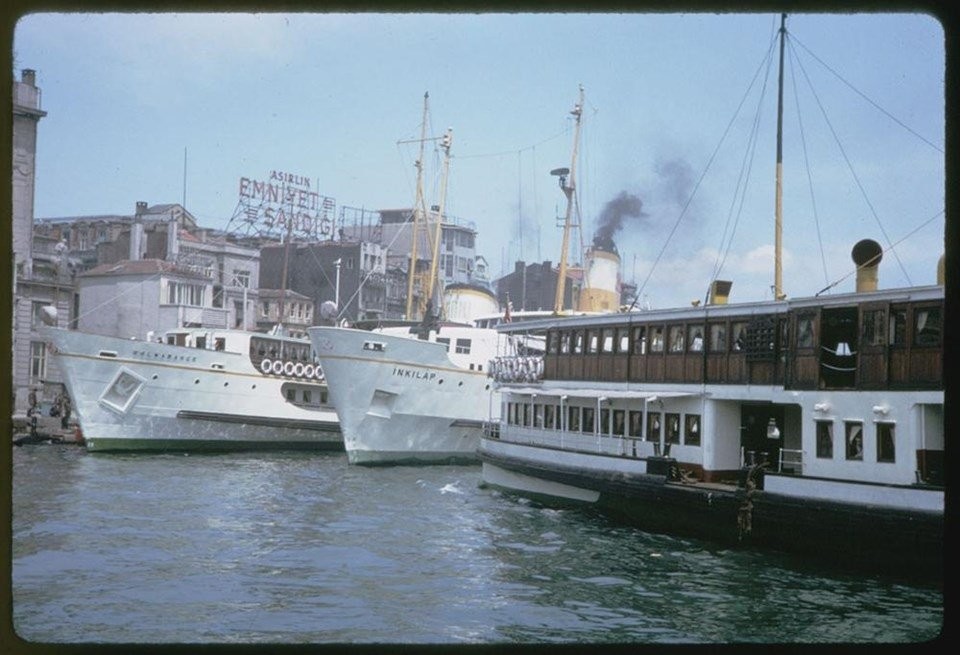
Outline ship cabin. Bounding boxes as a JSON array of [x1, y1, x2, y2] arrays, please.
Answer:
[[493, 283, 943, 490]]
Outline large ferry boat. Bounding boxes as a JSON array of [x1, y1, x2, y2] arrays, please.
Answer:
[[478, 16, 944, 578], [43, 324, 342, 452], [309, 87, 611, 465]]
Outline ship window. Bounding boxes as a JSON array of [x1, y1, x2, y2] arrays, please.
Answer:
[[877, 422, 896, 463], [628, 410, 643, 437], [363, 341, 386, 352], [668, 326, 685, 352], [732, 322, 748, 351], [617, 328, 630, 353], [632, 326, 647, 355], [321, 391, 328, 404], [816, 421, 834, 459], [601, 329, 615, 353], [215, 338, 225, 351], [547, 331, 559, 355], [797, 315, 816, 349], [613, 409, 625, 436], [587, 330, 599, 354], [684, 414, 701, 446], [862, 309, 886, 347], [688, 325, 704, 352], [573, 331, 584, 355], [544, 404, 555, 429], [888, 308, 907, 346], [845, 422, 863, 461], [914, 307, 941, 347], [568, 405, 581, 432], [650, 326, 664, 353], [455, 339, 472, 354], [436, 337, 450, 352], [286, 388, 296, 402], [709, 323, 727, 352], [560, 331, 571, 354], [600, 408, 610, 434], [195, 336, 206, 349], [522, 403, 530, 427], [665, 413, 681, 444], [303, 390, 311, 404], [533, 404, 544, 428], [582, 407, 595, 433], [646, 412, 662, 442]]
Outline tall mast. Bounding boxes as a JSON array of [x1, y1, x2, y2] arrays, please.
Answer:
[[774, 13, 787, 300], [405, 92, 430, 320], [278, 183, 293, 334], [553, 85, 584, 315], [425, 127, 453, 318]]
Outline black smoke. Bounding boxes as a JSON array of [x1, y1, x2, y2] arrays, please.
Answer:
[[593, 191, 646, 252]]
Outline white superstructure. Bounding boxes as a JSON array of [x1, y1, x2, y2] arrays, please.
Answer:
[[43, 326, 341, 452]]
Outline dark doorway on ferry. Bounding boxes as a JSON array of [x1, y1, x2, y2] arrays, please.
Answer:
[[740, 403, 784, 471]]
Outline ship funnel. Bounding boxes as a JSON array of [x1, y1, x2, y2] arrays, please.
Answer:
[[708, 280, 732, 305], [851, 239, 883, 292]]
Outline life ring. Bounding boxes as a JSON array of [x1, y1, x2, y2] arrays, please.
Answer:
[[284, 361, 295, 376], [303, 364, 315, 378], [315, 366, 325, 380], [294, 362, 305, 377], [271, 359, 284, 375], [260, 358, 272, 374]]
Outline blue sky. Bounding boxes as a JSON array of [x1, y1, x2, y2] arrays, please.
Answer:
[[13, 11, 945, 308]]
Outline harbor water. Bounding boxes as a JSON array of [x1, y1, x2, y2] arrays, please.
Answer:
[[11, 445, 944, 645]]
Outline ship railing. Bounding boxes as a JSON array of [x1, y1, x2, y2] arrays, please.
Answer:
[[487, 355, 544, 384]]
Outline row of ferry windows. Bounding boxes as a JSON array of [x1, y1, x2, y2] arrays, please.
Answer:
[[505, 402, 702, 446], [546, 307, 942, 357], [816, 420, 895, 463]]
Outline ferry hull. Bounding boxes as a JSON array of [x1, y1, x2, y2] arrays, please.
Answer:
[[479, 436, 943, 580], [43, 328, 342, 453], [310, 326, 497, 465]]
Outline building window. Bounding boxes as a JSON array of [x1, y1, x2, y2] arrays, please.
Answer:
[[29, 341, 47, 384], [816, 421, 833, 459], [628, 410, 643, 437], [233, 270, 251, 288], [877, 422, 896, 463], [845, 422, 863, 461], [32, 301, 52, 329], [684, 414, 701, 446], [166, 281, 205, 306], [261, 301, 270, 317], [665, 413, 681, 444]]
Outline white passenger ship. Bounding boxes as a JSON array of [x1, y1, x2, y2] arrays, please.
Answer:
[[479, 16, 944, 578], [43, 324, 342, 452]]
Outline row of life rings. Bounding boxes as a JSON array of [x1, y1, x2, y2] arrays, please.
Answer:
[[488, 356, 543, 383], [259, 358, 325, 381]]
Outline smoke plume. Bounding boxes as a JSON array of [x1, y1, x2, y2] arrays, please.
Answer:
[[594, 191, 646, 251]]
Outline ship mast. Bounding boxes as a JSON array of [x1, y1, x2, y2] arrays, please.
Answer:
[[405, 92, 431, 320], [774, 13, 787, 300], [553, 85, 584, 315], [424, 127, 453, 318]]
